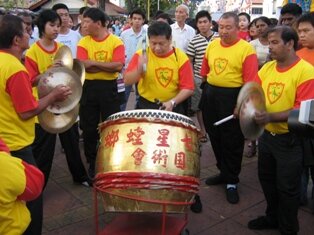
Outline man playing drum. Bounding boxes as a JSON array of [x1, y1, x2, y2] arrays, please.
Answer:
[[0, 14, 70, 234], [124, 21, 194, 115]]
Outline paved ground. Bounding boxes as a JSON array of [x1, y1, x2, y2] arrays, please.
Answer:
[[42, 93, 314, 235]]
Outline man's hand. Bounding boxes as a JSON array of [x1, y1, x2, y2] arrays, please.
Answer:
[[51, 84, 72, 102], [254, 110, 270, 125], [161, 101, 174, 112], [137, 54, 148, 74]]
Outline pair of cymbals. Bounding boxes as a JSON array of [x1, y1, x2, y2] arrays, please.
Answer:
[[38, 46, 85, 134], [237, 82, 266, 140], [38, 105, 79, 134], [54, 45, 85, 85], [37, 67, 82, 114]]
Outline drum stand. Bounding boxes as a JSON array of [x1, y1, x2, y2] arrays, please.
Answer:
[[93, 186, 191, 235]]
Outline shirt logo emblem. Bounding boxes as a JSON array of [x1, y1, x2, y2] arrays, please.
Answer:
[[214, 58, 228, 75], [94, 50, 108, 61], [267, 82, 285, 104], [155, 68, 173, 88]]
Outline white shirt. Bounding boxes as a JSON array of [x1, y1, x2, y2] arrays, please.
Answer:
[[120, 27, 146, 66], [171, 22, 195, 52], [250, 39, 269, 67], [56, 29, 81, 58]]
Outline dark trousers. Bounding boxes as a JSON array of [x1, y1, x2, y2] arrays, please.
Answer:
[[137, 96, 186, 115], [33, 123, 88, 187], [201, 84, 244, 184], [32, 124, 56, 187], [11, 145, 43, 235], [258, 131, 303, 234], [80, 80, 120, 170], [59, 122, 89, 183]]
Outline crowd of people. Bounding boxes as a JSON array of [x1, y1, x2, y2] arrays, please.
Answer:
[[0, 1, 314, 235]]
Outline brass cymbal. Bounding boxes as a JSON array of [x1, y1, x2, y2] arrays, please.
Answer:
[[37, 67, 82, 114], [73, 59, 85, 85], [238, 82, 266, 140], [38, 105, 79, 134], [236, 82, 263, 112], [54, 46, 73, 69]]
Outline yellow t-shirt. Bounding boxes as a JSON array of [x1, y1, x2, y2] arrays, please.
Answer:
[[258, 59, 314, 134], [0, 52, 36, 151], [201, 38, 258, 88], [25, 41, 63, 123], [125, 47, 194, 102], [77, 34, 125, 80], [0, 152, 30, 235]]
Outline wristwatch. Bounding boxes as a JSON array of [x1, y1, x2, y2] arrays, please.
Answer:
[[170, 100, 176, 108]]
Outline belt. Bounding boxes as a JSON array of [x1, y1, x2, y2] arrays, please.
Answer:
[[265, 130, 289, 136]]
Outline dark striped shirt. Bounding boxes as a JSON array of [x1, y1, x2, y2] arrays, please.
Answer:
[[186, 32, 218, 80]]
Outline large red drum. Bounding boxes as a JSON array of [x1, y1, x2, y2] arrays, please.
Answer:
[[95, 110, 200, 213]]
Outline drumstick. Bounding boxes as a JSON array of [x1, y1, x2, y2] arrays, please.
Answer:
[[154, 99, 165, 110], [214, 115, 235, 126], [142, 35, 147, 72]]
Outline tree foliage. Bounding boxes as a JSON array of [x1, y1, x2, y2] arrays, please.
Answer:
[[124, 0, 177, 17]]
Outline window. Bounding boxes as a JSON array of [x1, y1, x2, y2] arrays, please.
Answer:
[[252, 8, 263, 15]]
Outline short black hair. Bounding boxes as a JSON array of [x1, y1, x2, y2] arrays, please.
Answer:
[[220, 12, 239, 27], [267, 25, 299, 50], [281, 3, 302, 16], [256, 16, 272, 26], [269, 18, 279, 26], [37, 10, 61, 38], [83, 8, 109, 27], [130, 8, 146, 21], [248, 18, 257, 30], [195, 10, 212, 23], [148, 21, 172, 40], [79, 6, 89, 15], [155, 13, 173, 25], [0, 14, 24, 49], [52, 3, 69, 12], [17, 11, 32, 18], [297, 12, 314, 28], [238, 12, 250, 22]]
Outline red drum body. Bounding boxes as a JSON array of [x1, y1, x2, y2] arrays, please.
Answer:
[[95, 110, 200, 213]]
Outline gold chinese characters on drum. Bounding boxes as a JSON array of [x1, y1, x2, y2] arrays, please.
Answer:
[[95, 110, 201, 213]]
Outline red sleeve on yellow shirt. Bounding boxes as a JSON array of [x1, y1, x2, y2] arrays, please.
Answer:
[[0, 138, 10, 153], [179, 60, 194, 90], [254, 73, 262, 85], [17, 161, 44, 201], [77, 46, 88, 60], [200, 57, 209, 77], [112, 44, 125, 64], [242, 54, 258, 83], [294, 79, 314, 108], [24, 56, 39, 84], [6, 71, 38, 113], [125, 53, 140, 73]]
